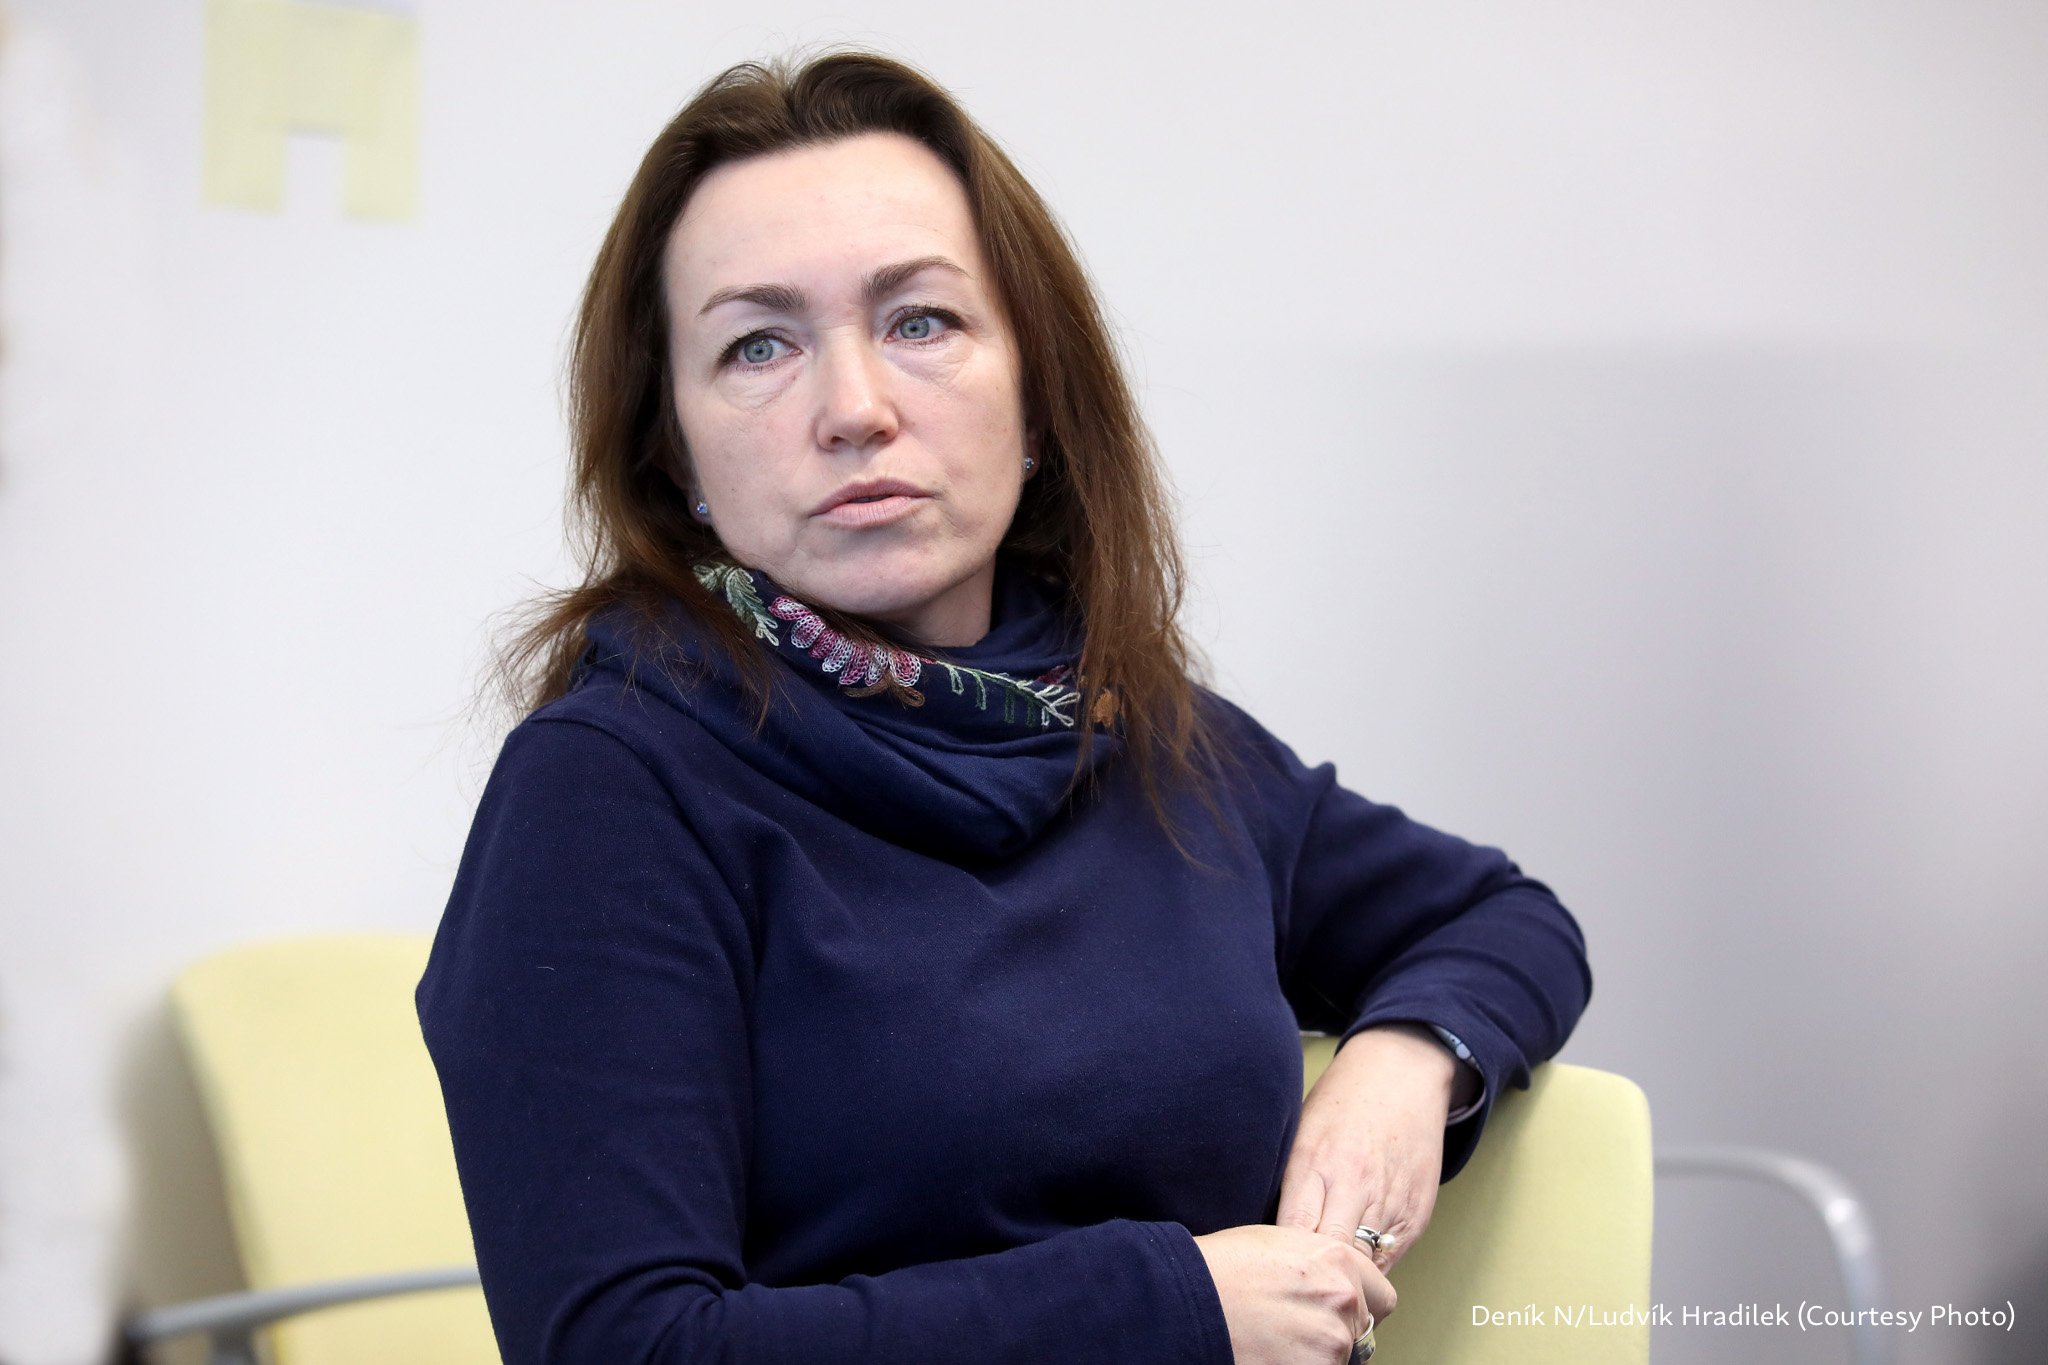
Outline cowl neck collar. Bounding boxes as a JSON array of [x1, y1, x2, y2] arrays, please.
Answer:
[[576, 555, 1121, 861]]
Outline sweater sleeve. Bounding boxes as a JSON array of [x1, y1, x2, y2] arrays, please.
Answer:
[[416, 717, 1232, 1365], [1205, 693, 1593, 1183]]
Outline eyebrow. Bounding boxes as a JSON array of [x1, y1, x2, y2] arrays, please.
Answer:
[[695, 254, 971, 319]]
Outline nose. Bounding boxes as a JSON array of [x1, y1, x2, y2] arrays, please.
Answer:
[[811, 328, 901, 454]]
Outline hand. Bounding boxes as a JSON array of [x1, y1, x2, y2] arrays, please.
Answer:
[[1191, 1224, 1391, 1365], [1275, 1024, 1467, 1278]]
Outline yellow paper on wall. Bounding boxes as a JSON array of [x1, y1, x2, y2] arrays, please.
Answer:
[[202, 0, 419, 221]]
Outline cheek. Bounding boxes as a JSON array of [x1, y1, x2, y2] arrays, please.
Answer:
[[688, 416, 792, 509], [950, 382, 1028, 496], [704, 465, 787, 534], [958, 449, 1025, 537]]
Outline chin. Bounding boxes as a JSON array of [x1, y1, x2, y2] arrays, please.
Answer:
[[782, 557, 955, 624]]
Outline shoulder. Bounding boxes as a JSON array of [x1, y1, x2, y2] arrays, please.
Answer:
[[1190, 684, 1335, 801], [459, 686, 754, 924], [474, 671, 736, 842], [515, 667, 708, 773], [1184, 685, 1341, 869]]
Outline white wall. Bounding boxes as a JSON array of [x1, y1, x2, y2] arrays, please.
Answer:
[[2, 2, 2043, 1361]]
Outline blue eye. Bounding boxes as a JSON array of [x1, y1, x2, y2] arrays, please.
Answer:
[[727, 334, 786, 367], [719, 306, 961, 372], [895, 306, 962, 343]]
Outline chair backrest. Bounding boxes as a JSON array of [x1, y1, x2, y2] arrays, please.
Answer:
[[172, 936, 1647, 1365], [1302, 1037, 1654, 1364], [171, 933, 497, 1365]]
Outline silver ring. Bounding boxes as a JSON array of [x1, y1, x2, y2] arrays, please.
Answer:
[[1353, 1224, 1398, 1255], [1353, 1314, 1376, 1360]]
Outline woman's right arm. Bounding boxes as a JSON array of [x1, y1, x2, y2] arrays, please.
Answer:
[[415, 716, 1233, 1365]]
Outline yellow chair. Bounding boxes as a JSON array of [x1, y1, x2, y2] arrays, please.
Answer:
[[132, 935, 1653, 1364], [1302, 1036, 1655, 1364], [128, 934, 494, 1365]]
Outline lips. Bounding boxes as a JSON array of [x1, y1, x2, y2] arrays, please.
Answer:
[[812, 478, 931, 516]]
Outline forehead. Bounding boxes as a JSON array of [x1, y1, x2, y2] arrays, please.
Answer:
[[664, 132, 985, 309]]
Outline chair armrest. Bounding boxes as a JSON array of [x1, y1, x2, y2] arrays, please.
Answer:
[[125, 1264, 481, 1365], [1657, 1144, 1887, 1365]]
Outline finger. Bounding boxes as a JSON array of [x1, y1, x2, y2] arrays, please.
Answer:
[[1346, 1245, 1399, 1325], [1271, 1160, 1327, 1232], [1355, 1171, 1440, 1274], [1341, 1209, 1403, 1276], [1350, 1309, 1378, 1365], [1311, 1168, 1398, 1270], [1318, 1161, 1433, 1274], [1378, 1181, 1440, 1273]]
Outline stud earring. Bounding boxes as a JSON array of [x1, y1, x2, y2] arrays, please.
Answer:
[[695, 499, 709, 516], [1023, 456, 1036, 473]]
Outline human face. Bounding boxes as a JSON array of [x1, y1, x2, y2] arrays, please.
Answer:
[[662, 132, 1036, 649]]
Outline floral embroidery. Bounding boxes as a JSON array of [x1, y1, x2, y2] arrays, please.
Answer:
[[696, 560, 780, 646], [770, 596, 925, 703], [927, 659, 1080, 728], [692, 558, 1087, 730]]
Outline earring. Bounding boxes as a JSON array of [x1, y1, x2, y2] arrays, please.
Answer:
[[1023, 456, 1036, 473], [695, 499, 709, 516]]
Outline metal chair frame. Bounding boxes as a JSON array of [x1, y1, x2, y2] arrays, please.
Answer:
[[126, 1266, 479, 1365], [1654, 1144, 1887, 1365]]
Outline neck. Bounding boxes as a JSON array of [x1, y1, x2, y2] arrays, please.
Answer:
[[866, 559, 998, 650]]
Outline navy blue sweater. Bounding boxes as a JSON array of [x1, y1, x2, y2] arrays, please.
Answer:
[[417, 557, 1592, 1363]]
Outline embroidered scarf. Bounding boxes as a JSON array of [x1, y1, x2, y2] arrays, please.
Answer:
[[690, 557, 1118, 732], [577, 554, 1122, 861]]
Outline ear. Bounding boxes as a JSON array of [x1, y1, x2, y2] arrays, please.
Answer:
[[663, 437, 713, 523], [657, 396, 711, 517]]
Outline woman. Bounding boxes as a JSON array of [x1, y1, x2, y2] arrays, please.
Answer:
[[417, 46, 1591, 1365]]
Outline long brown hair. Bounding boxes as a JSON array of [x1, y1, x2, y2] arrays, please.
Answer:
[[484, 43, 1233, 856]]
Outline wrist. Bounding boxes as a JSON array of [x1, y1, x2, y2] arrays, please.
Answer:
[[1427, 1025, 1485, 1116], [1344, 1021, 1485, 1118], [1342, 1022, 1460, 1100]]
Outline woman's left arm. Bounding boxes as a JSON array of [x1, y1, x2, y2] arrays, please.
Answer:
[[1201, 692, 1592, 1269], [1271, 761, 1593, 1270]]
